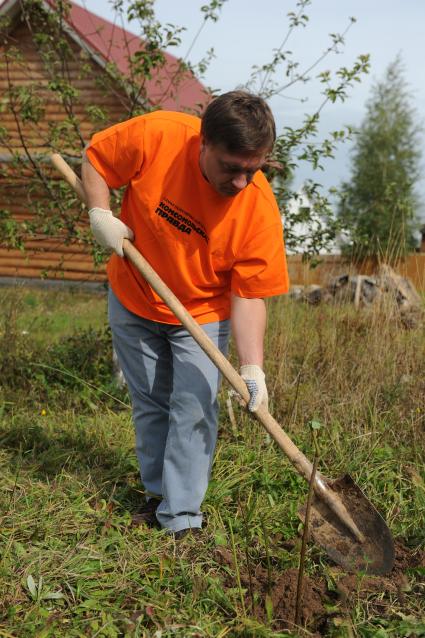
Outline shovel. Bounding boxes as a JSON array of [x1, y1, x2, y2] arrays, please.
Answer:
[[50, 152, 395, 575]]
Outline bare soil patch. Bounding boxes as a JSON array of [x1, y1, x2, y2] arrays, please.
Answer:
[[214, 539, 424, 633]]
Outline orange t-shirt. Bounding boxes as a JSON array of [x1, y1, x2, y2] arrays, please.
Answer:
[[86, 111, 289, 324]]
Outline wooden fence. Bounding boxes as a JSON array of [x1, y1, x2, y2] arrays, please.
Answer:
[[287, 254, 425, 291]]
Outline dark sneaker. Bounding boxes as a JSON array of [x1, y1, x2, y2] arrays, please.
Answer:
[[173, 527, 202, 541], [131, 498, 161, 528]]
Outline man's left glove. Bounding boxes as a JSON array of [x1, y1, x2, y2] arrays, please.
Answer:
[[239, 364, 268, 412]]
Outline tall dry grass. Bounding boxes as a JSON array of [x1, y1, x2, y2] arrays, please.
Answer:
[[264, 297, 424, 446]]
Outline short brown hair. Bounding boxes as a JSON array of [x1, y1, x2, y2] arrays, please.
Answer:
[[201, 91, 276, 154]]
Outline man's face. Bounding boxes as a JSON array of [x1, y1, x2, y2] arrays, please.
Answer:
[[199, 139, 268, 197]]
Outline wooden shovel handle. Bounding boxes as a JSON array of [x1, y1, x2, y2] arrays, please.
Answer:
[[50, 152, 365, 543]]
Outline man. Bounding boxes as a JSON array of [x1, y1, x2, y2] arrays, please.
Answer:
[[82, 91, 289, 538]]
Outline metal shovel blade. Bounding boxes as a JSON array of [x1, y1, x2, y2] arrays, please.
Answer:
[[298, 474, 395, 575]]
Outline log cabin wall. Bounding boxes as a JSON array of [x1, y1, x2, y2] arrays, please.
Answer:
[[0, 18, 130, 151], [0, 12, 128, 283]]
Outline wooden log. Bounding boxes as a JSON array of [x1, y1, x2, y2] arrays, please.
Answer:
[[21, 241, 92, 254], [0, 247, 97, 261], [0, 256, 106, 272], [0, 266, 106, 281], [354, 275, 364, 309]]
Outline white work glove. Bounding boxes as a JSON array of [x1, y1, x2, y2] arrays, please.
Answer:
[[239, 364, 268, 412], [88, 207, 134, 257]]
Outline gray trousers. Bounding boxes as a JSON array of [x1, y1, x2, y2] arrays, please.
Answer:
[[108, 289, 230, 532]]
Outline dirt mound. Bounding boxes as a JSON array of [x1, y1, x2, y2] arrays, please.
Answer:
[[213, 539, 424, 633], [247, 566, 327, 630], [214, 547, 329, 631], [392, 539, 425, 571]]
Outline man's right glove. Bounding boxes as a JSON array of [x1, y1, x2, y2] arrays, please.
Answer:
[[89, 207, 134, 257], [239, 364, 269, 412]]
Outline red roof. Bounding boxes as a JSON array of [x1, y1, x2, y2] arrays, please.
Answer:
[[1, 0, 209, 111]]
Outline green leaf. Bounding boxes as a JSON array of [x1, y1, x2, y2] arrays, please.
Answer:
[[26, 574, 37, 598], [265, 594, 274, 623], [77, 598, 105, 611], [309, 419, 322, 430], [214, 531, 228, 546], [42, 591, 65, 600]]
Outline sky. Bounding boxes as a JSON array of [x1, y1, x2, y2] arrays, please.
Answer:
[[75, 0, 425, 217]]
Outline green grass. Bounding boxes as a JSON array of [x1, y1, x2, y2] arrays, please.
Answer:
[[0, 286, 107, 344], [0, 285, 424, 637]]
